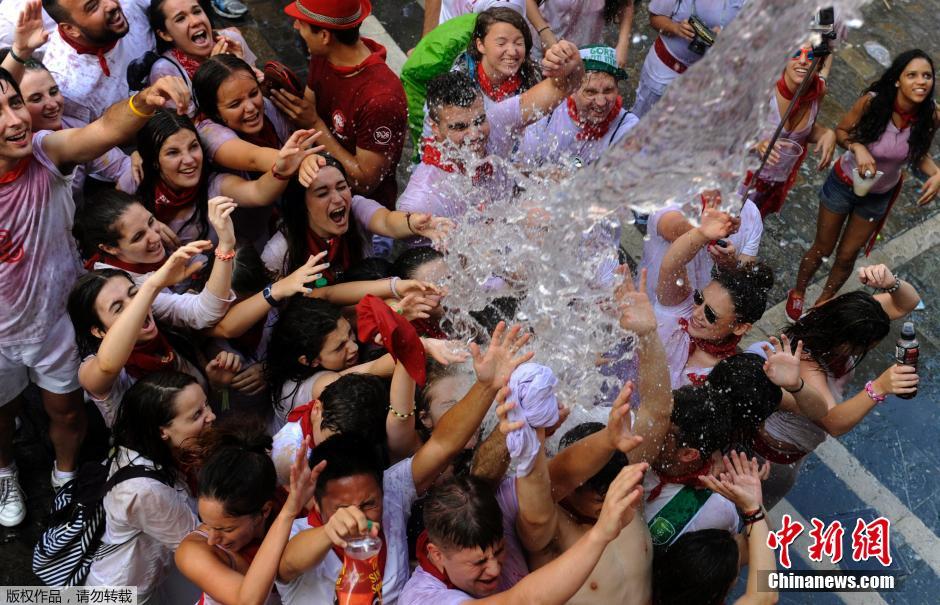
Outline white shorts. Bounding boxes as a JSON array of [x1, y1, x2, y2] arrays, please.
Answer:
[[0, 315, 80, 405]]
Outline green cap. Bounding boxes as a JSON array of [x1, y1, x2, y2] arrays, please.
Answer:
[[579, 45, 627, 80]]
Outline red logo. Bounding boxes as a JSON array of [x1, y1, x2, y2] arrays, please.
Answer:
[[768, 516, 893, 568], [332, 110, 346, 135], [0, 229, 24, 263]]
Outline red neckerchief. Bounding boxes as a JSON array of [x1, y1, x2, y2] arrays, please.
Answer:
[[285, 400, 319, 445], [776, 70, 824, 119], [415, 530, 456, 589], [84, 252, 166, 274], [476, 62, 521, 102], [646, 462, 712, 502], [170, 47, 202, 78], [685, 372, 709, 386], [892, 101, 917, 130], [356, 294, 427, 386], [125, 332, 176, 379], [327, 38, 388, 77], [241, 117, 281, 150], [677, 317, 741, 359], [307, 507, 388, 595], [57, 25, 117, 76], [421, 138, 494, 182], [305, 228, 355, 284], [0, 157, 30, 184], [566, 96, 624, 141], [153, 181, 198, 224]]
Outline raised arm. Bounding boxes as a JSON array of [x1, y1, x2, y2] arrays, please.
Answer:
[[814, 361, 918, 437], [210, 137, 281, 175], [386, 360, 423, 461], [1, 0, 47, 82], [614, 1, 636, 68], [760, 335, 827, 421], [859, 264, 921, 320], [657, 207, 733, 305], [201, 197, 237, 301], [422, 0, 442, 36], [518, 41, 584, 126], [367, 209, 454, 246], [219, 130, 323, 207]]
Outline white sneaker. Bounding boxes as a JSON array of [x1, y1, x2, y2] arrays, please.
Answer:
[[0, 471, 26, 527], [50, 466, 75, 492]]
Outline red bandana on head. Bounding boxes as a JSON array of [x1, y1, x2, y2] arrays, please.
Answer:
[[58, 25, 117, 76], [125, 331, 176, 379], [153, 181, 198, 224], [170, 48, 202, 78], [476, 62, 521, 102], [356, 294, 427, 386], [677, 317, 741, 360], [566, 96, 624, 140]]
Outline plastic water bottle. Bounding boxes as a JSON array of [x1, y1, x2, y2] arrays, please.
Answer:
[[895, 321, 919, 400], [334, 535, 383, 605]]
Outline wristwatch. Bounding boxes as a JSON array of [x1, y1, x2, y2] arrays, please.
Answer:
[[262, 284, 281, 307]]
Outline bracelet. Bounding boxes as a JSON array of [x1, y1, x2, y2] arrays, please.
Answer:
[[215, 248, 236, 262], [405, 212, 417, 235], [785, 378, 804, 394], [389, 276, 402, 300], [864, 380, 887, 403], [9, 48, 27, 64], [262, 284, 282, 307], [881, 278, 902, 294], [128, 94, 155, 119], [389, 405, 416, 419], [740, 507, 766, 525], [537, 25, 551, 34], [270, 163, 290, 181]]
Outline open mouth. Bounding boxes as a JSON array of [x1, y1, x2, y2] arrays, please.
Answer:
[[328, 206, 348, 225], [141, 314, 157, 335], [42, 107, 61, 120], [178, 165, 199, 177], [6, 130, 27, 146], [106, 10, 125, 27], [191, 28, 210, 45], [243, 113, 261, 127]]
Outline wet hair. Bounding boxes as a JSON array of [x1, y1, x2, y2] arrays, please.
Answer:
[[41, 0, 71, 25], [193, 54, 258, 124], [468, 8, 540, 91], [72, 189, 142, 261], [560, 422, 628, 496], [68, 269, 133, 359], [265, 297, 344, 415], [707, 353, 782, 444], [319, 373, 389, 443], [231, 246, 271, 296], [303, 23, 360, 46], [711, 261, 774, 324], [850, 49, 937, 167], [309, 433, 384, 504], [197, 414, 276, 517], [424, 475, 504, 552], [136, 111, 209, 240], [111, 371, 201, 485], [652, 529, 738, 605], [393, 247, 444, 280], [0, 67, 23, 101], [671, 386, 733, 457], [784, 291, 890, 376], [426, 71, 482, 123]]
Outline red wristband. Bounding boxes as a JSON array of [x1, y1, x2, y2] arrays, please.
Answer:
[[270, 163, 290, 181]]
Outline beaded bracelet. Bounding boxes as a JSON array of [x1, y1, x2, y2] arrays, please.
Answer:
[[389, 405, 416, 420], [881, 278, 902, 294], [864, 380, 887, 404], [215, 249, 236, 262]]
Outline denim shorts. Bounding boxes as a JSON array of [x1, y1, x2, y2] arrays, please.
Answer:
[[819, 168, 894, 221]]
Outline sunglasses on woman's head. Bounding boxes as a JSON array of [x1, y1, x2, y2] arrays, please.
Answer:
[[692, 289, 719, 324], [791, 48, 815, 62]]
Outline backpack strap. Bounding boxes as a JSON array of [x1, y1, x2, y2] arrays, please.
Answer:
[[647, 485, 713, 549], [104, 464, 173, 493]]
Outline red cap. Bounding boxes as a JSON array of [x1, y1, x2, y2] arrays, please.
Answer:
[[284, 0, 372, 29]]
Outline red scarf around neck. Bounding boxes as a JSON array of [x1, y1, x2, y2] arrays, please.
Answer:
[[58, 25, 117, 76], [0, 157, 30, 184], [305, 227, 355, 285], [892, 100, 918, 130], [476, 62, 521, 102], [566, 96, 624, 140], [677, 317, 741, 360], [125, 331, 176, 379], [285, 400, 318, 446], [416, 530, 456, 589], [170, 47, 202, 78], [153, 180, 199, 224], [646, 462, 712, 503], [776, 70, 824, 119], [421, 139, 494, 182], [307, 507, 388, 597], [84, 252, 167, 274]]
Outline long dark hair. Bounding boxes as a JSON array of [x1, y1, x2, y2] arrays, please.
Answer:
[[784, 291, 890, 377], [197, 414, 276, 517], [112, 371, 201, 485], [136, 111, 209, 240], [849, 49, 937, 166], [72, 189, 143, 262], [468, 8, 540, 91], [193, 54, 258, 124], [265, 297, 345, 415], [68, 269, 131, 359], [712, 261, 774, 324], [278, 155, 363, 277]]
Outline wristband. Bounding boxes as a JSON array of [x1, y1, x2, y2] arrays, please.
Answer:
[[215, 248, 236, 262], [785, 378, 804, 394], [538, 26, 551, 34], [740, 507, 765, 525], [9, 48, 27, 64], [270, 163, 291, 181], [389, 405, 416, 419], [881, 278, 901, 294], [128, 94, 155, 119], [389, 276, 402, 300], [262, 284, 282, 307], [864, 380, 887, 403], [405, 212, 417, 235]]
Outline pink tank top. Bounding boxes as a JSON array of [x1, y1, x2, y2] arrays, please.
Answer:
[[839, 103, 911, 194]]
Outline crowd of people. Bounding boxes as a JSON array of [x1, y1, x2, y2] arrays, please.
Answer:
[[0, 0, 936, 603]]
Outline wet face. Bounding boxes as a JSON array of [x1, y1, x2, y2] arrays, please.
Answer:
[[785, 45, 814, 87], [686, 282, 741, 342], [421, 373, 474, 431], [215, 71, 265, 135], [475, 22, 525, 80], [156, 0, 214, 58], [20, 70, 63, 132], [431, 96, 489, 158], [562, 486, 605, 521], [653, 425, 702, 475], [318, 473, 384, 526], [307, 318, 359, 371], [0, 79, 32, 162], [897, 57, 934, 106], [305, 166, 352, 239], [59, 0, 129, 45], [159, 383, 216, 451], [158, 129, 203, 191], [435, 539, 506, 597], [91, 276, 160, 343], [409, 258, 448, 318], [100, 203, 166, 265], [572, 72, 619, 124], [198, 498, 270, 553]]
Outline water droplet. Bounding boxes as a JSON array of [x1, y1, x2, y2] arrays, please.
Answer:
[[676, 278, 685, 287]]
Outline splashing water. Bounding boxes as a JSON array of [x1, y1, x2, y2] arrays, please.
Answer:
[[436, 0, 870, 406]]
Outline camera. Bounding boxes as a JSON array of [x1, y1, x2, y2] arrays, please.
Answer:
[[687, 14, 717, 56], [810, 7, 837, 57]]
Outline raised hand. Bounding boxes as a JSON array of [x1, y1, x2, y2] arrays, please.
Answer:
[[273, 129, 325, 177], [206, 350, 243, 388], [13, 0, 49, 57], [872, 363, 918, 397], [136, 76, 191, 116], [542, 40, 583, 79], [605, 381, 644, 454], [270, 87, 318, 130], [207, 196, 236, 249], [495, 387, 524, 435], [147, 241, 210, 290], [408, 213, 455, 247], [297, 152, 328, 188], [700, 450, 765, 512], [394, 279, 443, 299], [231, 362, 266, 396], [153, 219, 182, 251], [591, 462, 647, 543], [470, 322, 534, 389], [857, 264, 897, 290], [697, 207, 734, 241], [421, 338, 470, 366], [393, 292, 437, 321], [271, 252, 329, 300], [761, 335, 804, 392], [706, 238, 737, 269], [284, 437, 326, 517], [323, 506, 379, 549], [616, 267, 656, 336]]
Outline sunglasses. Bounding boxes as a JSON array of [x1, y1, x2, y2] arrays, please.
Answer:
[[692, 289, 719, 324], [791, 48, 815, 62]]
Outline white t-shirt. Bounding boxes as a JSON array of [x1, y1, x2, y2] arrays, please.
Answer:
[[275, 458, 418, 605], [649, 0, 746, 67], [642, 470, 739, 544], [539, 0, 607, 50], [516, 101, 637, 168], [438, 0, 527, 24]]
